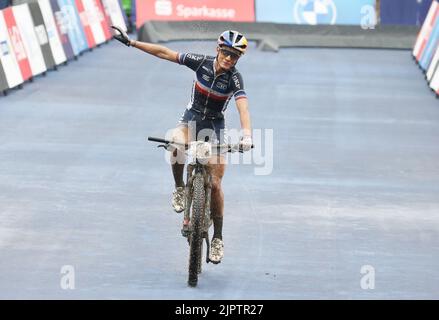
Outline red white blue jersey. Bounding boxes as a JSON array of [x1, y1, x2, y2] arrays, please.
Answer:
[[177, 52, 247, 114]]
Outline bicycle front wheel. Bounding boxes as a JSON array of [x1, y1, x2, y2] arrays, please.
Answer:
[[188, 173, 205, 287]]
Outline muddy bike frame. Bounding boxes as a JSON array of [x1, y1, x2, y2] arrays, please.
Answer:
[[148, 136, 252, 287]]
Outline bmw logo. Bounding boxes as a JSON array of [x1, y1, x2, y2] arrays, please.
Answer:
[[294, 0, 337, 25]]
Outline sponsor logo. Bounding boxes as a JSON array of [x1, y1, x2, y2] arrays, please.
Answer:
[[155, 0, 173, 16], [176, 5, 236, 19], [232, 75, 240, 88], [294, 0, 337, 25], [187, 53, 203, 61], [34, 25, 49, 46], [202, 65, 212, 73], [216, 81, 227, 90], [0, 40, 9, 56], [8, 26, 27, 61], [202, 74, 211, 82]]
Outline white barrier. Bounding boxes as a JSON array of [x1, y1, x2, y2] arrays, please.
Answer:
[[0, 9, 23, 89], [13, 4, 47, 76], [101, 0, 127, 31], [413, 1, 439, 61], [39, 0, 67, 65], [83, 0, 106, 45], [427, 45, 439, 83]]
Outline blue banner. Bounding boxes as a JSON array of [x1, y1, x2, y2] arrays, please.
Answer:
[[381, 0, 433, 26], [419, 14, 439, 70], [256, 0, 376, 25], [57, 0, 88, 55]]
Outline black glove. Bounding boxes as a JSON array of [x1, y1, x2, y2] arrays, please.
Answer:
[[111, 25, 131, 46]]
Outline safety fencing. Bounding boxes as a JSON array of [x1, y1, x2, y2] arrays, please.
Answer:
[[413, 0, 439, 97], [0, 0, 127, 95]]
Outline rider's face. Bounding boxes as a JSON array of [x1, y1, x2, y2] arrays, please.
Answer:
[[217, 47, 241, 70]]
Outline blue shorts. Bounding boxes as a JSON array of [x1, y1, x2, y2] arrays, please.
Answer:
[[178, 108, 226, 145]]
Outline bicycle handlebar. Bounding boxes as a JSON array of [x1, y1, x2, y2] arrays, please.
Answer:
[[147, 136, 253, 153]]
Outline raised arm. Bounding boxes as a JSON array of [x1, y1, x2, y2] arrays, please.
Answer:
[[111, 26, 178, 63]]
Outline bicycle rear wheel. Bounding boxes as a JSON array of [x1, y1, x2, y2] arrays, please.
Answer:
[[188, 173, 205, 287]]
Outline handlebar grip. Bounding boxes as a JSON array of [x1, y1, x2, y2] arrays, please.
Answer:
[[148, 137, 170, 144]]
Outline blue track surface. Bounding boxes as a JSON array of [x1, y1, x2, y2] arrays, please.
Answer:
[[0, 40, 438, 299]]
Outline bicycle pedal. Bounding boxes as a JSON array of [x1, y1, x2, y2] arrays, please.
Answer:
[[181, 225, 191, 238]]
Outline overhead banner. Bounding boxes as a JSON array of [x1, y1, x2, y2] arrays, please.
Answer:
[[2, 6, 32, 81], [256, 0, 376, 25], [13, 4, 47, 76], [58, 0, 89, 55], [413, 1, 439, 61], [136, 0, 255, 28], [28, 1, 57, 71], [50, 0, 74, 60], [0, 9, 23, 91], [380, 0, 432, 26], [102, 0, 127, 31], [38, 0, 67, 65]]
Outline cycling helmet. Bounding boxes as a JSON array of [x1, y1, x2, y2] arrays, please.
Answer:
[[217, 30, 248, 55]]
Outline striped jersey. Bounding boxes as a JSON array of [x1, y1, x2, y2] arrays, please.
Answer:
[[177, 52, 247, 114]]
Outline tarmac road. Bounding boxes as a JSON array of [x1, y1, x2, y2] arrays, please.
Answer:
[[0, 40, 438, 299]]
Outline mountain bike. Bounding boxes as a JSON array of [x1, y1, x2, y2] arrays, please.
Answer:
[[148, 136, 252, 287]]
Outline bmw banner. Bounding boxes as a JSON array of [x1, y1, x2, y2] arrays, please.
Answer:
[[256, 0, 376, 25]]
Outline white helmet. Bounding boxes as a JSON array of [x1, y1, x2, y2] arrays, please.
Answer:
[[217, 30, 248, 55]]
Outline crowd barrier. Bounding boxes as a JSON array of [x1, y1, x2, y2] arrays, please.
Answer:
[[413, 0, 439, 97], [0, 0, 127, 95]]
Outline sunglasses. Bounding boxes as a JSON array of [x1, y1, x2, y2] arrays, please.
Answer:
[[219, 48, 241, 60]]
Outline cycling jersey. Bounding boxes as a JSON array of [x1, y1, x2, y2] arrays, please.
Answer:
[[177, 52, 247, 116]]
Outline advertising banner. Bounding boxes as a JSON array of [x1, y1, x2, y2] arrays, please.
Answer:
[[75, 0, 96, 48], [82, 0, 106, 44], [256, 0, 375, 25], [28, 1, 57, 71], [38, 0, 67, 65], [94, 0, 112, 40], [426, 44, 439, 81], [50, 0, 74, 60], [102, 0, 127, 31], [12, 4, 47, 76], [419, 13, 439, 71], [0, 9, 23, 90], [136, 0, 255, 29], [2, 6, 32, 81], [430, 62, 439, 93], [58, 0, 89, 55], [413, 1, 439, 61], [380, 0, 432, 26]]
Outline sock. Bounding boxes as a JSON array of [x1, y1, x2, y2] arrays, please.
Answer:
[[212, 216, 223, 240]]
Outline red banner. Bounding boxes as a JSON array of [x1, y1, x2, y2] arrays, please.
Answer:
[[136, 0, 255, 28], [2, 7, 32, 81]]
